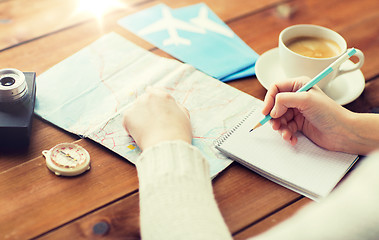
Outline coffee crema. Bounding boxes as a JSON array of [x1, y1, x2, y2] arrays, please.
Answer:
[[285, 36, 341, 58]]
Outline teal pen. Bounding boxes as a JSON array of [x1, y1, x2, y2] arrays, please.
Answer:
[[250, 48, 357, 132]]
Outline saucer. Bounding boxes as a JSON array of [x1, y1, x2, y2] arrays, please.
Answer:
[[255, 48, 365, 105]]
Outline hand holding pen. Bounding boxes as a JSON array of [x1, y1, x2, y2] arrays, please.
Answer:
[[252, 49, 361, 152], [251, 48, 358, 132]]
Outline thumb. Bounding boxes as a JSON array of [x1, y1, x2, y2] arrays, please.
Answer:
[[271, 92, 309, 118]]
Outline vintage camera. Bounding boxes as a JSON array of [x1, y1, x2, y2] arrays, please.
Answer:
[[0, 69, 36, 147]]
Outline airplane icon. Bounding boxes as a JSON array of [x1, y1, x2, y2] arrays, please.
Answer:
[[138, 7, 206, 46], [190, 6, 234, 38], [137, 6, 235, 46]]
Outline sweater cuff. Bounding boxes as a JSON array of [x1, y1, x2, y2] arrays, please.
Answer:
[[136, 140, 211, 185]]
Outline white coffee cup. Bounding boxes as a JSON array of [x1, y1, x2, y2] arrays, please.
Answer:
[[279, 24, 364, 90]]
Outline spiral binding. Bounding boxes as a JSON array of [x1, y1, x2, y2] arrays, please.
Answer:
[[214, 108, 257, 147]]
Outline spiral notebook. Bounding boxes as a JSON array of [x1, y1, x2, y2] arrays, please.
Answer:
[[214, 108, 359, 201]]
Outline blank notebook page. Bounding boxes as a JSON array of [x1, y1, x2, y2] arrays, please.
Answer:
[[215, 109, 358, 200]]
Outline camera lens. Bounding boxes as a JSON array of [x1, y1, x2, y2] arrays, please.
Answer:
[[0, 77, 16, 87], [0, 69, 28, 102]]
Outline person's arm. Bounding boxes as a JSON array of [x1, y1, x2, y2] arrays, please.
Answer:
[[262, 76, 379, 155], [123, 86, 379, 240], [136, 140, 232, 240], [344, 113, 379, 155], [251, 150, 379, 240], [123, 88, 232, 240]]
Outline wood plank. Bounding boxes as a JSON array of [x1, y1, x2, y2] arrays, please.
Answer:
[[4, 0, 376, 93], [0, 2, 162, 173], [36, 163, 300, 239], [0, 0, 288, 170], [338, 14, 379, 81], [1, 0, 377, 239], [154, 0, 379, 100], [233, 198, 312, 239], [0, 0, 285, 51], [345, 76, 379, 113], [0, 4, 302, 238], [0, 138, 139, 240], [2, 0, 377, 89], [0, 0, 148, 51], [229, 0, 379, 80], [0, 0, 288, 73], [0, 2, 157, 73], [0, 0, 308, 234], [213, 163, 300, 233], [38, 193, 141, 239], [364, 78, 379, 109], [0, 118, 78, 172], [162, 0, 285, 20]]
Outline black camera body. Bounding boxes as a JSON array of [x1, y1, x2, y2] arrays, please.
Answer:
[[0, 69, 36, 147]]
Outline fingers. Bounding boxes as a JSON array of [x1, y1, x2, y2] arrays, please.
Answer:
[[270, 91, 309, 118], [262, 84, 279, 116], [122, 87, 192, 150], [271, 109, 292, 128], [276, 121, 299, 145], [144, 87, 173, 103], [280, 128, 297, 144], [146, 87, 190, 119], [272, 114, 299, 134], [262, 76, 311, 116], [270, 107, 301, 145], [262, 77, 309, 144]]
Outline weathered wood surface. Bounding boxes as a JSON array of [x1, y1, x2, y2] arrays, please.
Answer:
[[0, 0, 378, 239]]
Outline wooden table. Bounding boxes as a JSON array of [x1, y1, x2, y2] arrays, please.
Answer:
[[1, 0, 378, 239]]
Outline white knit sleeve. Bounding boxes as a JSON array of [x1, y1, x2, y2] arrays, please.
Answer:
[[136, 140, 232, 240]]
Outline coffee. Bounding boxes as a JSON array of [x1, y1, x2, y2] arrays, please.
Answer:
[[285, 36, 341, 58]]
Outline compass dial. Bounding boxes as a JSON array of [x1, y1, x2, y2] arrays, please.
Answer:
[[43, 143, 91, 176]]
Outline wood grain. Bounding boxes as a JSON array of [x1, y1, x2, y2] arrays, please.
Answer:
[[0, 0, 284, 52], [38, 193, 141, 239], [234, 198, 312, 239], [0, 0, 378, 239], [0, 139, 139, 239], [229, 0, 379, 80], [346, 77, 379, 113], [0, 118, 78, 172], [0, 0, 148, 51], [36, 163, 300, 239], [213, 164, 300, 233]]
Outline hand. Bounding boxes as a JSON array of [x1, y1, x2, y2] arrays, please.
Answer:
[[262, 77, 354, 152], [123, 88, 192, 151]]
